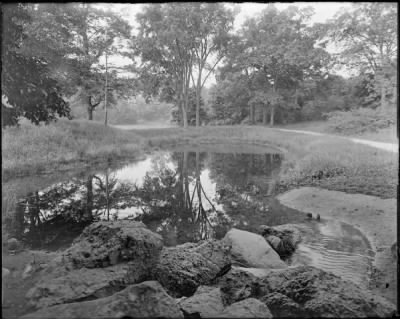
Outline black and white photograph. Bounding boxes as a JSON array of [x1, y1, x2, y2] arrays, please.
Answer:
[[2, 2, 398, 318]]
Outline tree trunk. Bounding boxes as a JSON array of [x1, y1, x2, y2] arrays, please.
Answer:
[[270, 105, 275, 126], [262, 106, 268, 125], [87, 96, 93, 120], [182, 103, 188, 128], [380, 82, 387, 110], [105, 168, 110, 221], [88, 107, 93, 120], [85, 175, 93, 221], [271, 76, 277, 126], [250, 104, 255, 124], [196, 87, 201, 127]]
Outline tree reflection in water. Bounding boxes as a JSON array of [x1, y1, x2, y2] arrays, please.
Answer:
[[133, 151, 231, 246], [7, 149, 286, 249], [7, 169, 138, 250]]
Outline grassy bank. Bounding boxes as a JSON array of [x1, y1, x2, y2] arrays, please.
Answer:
[[276, 120, 398, 143], [3, 121, 397, 198], [2, 119, 145, 181], [134, 125, 397, 198]]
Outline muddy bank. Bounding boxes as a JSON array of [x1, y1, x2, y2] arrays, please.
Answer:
[[277, 187, 397, 305]]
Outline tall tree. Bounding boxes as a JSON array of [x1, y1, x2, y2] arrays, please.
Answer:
[[328, 3, 397, 109], [134, 4, 196, 128], [188, 3, 235, 126], [239, 5, 330, 125], [26, 3, 133, 120], [1, 3, 70, 127]]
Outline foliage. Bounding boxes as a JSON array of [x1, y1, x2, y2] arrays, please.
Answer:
[[328, 3, 397, 109], [134, 3, 195, 127], [134, 3, 235, 127], [324, 107, 396, 135], [210, 4, 331, 126], [208, 72, 251, 124], [1, 4, 71, 127], [171, 89, 207, 125], [187, 3, 235, 126], [26, 3, 135, 120]]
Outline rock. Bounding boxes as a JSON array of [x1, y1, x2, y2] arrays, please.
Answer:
[[259, 224, 302, 257], [2, 268, 10, 278], [215, 265, 396, 318], [7, 238, 20, 251], [22, 262, 34, 279], [391, 241, 397, 258], [21, 281, 183, 318], [26, 263, 140, 309], [232, 266, 273, 278], [265, 235, 282, 253], [179, 286, 225, 318], [213, 266, 261, 304], [260, 292, 305, 318], [222, 228, 287, 269], [217, 298, 273, 318], [257, 266, 396, 318], [26, 221, 164, 309], [66, 220, 163, 269], [152, 239, 231, 297]]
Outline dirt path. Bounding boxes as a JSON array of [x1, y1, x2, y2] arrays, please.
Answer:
[[112, 122, 176, 130], [275, 128, 398, 153], [277, 186, 397, 305]]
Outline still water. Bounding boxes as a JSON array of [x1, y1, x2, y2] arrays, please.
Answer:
[[3, 143, 374, 288]]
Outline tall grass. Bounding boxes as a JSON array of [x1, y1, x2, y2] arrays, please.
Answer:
[[2, 119, 144, 179]]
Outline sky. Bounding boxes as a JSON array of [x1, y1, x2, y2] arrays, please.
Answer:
[[99, 2, 353, 82]]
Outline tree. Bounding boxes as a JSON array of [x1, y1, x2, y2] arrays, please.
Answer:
[[328, 3, 397, 109], [187, 3, 235, 126], [209, 72, 252, 124], [239, 5, 331, 125], [134, 4, 196, 128], [26, 3, 134, 120], [1, 3, 71, 127]]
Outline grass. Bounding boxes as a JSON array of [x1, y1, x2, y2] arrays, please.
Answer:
[[2, 119, 145, 181], [276, 120, 398, 143], [2, 121, 397, 198]]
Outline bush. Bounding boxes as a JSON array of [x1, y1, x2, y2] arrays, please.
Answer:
[[324, 107, 396, 135]]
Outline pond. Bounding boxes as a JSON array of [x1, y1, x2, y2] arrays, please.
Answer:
[[3, 142, 374, 289]]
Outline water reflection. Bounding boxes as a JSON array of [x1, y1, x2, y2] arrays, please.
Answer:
[[4, 148, 285, 248]]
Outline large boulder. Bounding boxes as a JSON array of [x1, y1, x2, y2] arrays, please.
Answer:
[[66, 220, 163, 268], [26, 221, 164, 308], [152, 239, 231, 297], [21, 281, 183, 319], [26, 263, 138, 309], [259, 224, 303, 258], [259, 266, 396, 318], [178, 286, 225, 318], [222, 228, 287, 269], [217, 298, 273, 318], [215, 265, 396, 317]]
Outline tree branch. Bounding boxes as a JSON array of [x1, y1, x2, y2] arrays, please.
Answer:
[[201, 55, 223, 88]]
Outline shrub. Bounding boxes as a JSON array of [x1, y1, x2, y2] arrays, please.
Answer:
[[324, 107, 396, 135]]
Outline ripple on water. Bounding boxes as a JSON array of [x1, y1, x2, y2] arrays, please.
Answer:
[[289, 219, 375, 289]]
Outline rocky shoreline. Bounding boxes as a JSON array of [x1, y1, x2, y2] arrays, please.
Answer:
[[9, 219, 396, 318]]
